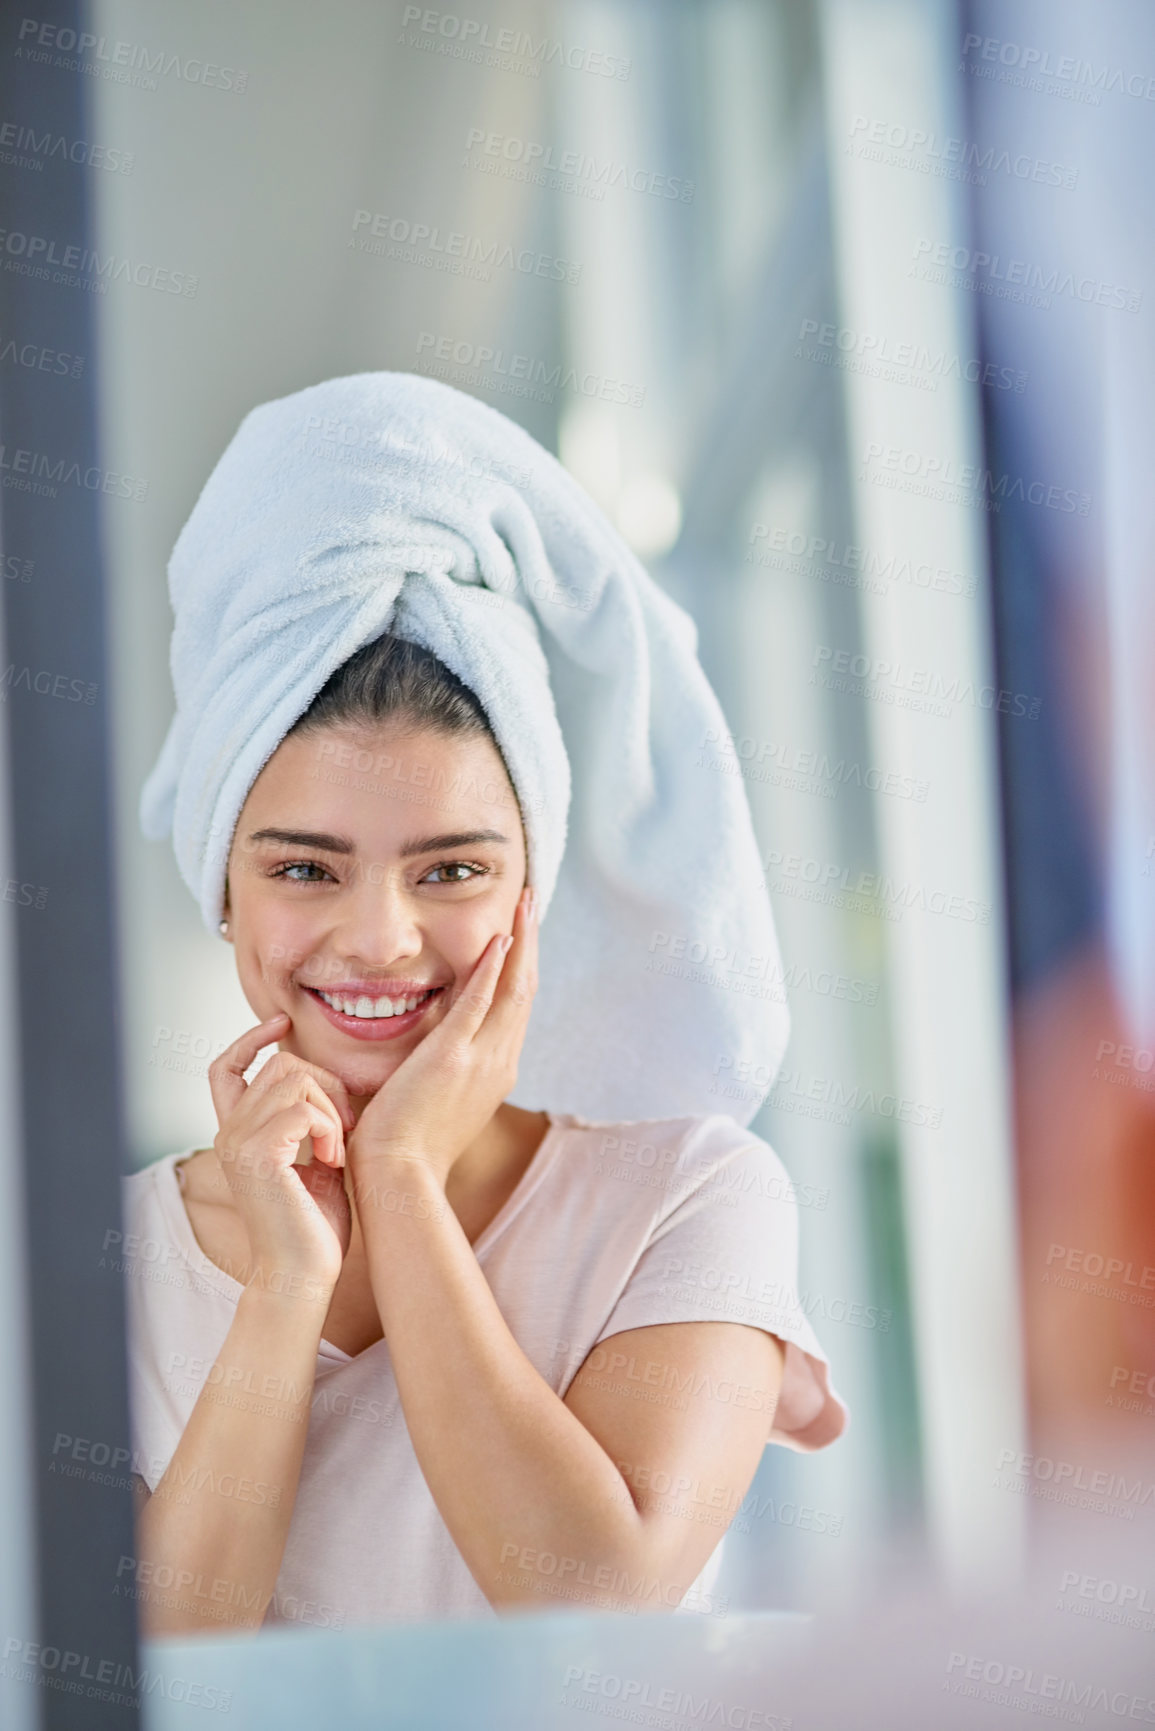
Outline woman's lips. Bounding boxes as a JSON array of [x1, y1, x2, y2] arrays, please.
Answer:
[[300, 985, 443, 1042]]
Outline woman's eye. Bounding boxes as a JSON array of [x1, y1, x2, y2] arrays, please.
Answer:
[[272, 860, 332, 883], [423, 860, 486, 885]]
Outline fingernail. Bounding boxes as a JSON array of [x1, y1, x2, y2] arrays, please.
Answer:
[[500, 934, 514, 955]]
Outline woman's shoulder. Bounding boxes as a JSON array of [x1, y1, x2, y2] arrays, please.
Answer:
[[554, 1109, 778, 1156], [550, 1111, 794, 1207], [120, 1148, 200, 1233], [122, 1147, 197, 1190]]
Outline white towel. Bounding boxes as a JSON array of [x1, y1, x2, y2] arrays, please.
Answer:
[[140, 372, 789, 1124]]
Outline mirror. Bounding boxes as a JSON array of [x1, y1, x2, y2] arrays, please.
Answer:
[[5, 0, 1151, 1724], [99, 0, 998, 1634]]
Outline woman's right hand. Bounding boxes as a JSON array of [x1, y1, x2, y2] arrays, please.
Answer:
[[207, 1013, 356, 1300]]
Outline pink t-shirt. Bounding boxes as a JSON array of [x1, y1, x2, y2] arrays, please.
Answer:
[[121, 1111, 848, 1627]]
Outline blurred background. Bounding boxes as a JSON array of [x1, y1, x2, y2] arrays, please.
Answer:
[[2, 0, 1154, 1723]]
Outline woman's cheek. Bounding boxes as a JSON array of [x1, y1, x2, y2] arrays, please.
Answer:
[[439, 904, 504, 972]]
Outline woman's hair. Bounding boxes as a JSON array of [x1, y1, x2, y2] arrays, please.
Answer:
[[286, 633, 500, 752]]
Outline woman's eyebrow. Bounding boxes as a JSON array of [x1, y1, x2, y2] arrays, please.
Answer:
[[246, 827, 354, 852], [244, 827, 510, 857], [399, 830, 509, 858]]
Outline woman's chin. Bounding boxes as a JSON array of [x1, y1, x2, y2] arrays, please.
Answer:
[[320, 1046, 408, 1098]]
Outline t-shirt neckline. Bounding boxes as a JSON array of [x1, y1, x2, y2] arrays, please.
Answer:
[[155, 1111, 569, 1360]]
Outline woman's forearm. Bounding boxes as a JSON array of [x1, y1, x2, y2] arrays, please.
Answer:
[[354, 1159, 659, 1613], [135, 1284, 329, 1635]]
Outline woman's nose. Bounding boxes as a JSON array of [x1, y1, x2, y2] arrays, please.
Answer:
[[331, 862, 424, 967]]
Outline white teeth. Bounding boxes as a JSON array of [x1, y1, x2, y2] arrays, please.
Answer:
[[317, 988, 430, 1020]]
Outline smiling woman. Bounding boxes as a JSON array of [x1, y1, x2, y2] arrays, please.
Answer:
[[226, 634, 526, 1074], [122, 370, 847, 1635]]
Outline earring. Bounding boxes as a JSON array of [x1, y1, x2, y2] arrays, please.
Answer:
[[219, 918, 229, 936]]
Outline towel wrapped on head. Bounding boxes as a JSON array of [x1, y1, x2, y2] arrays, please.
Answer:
[[139, 371, 789, 1125]]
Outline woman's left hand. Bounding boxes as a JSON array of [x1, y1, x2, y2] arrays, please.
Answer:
[[347, 886, 539, 1190]]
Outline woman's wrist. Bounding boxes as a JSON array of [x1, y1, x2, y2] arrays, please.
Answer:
[[350, 1151, 450, 1219], [240, 1266, 337, 1316]]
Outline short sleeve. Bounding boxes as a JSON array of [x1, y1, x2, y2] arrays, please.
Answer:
[[592, 1118, 849, 1453], [118, 1158, 239, 1491], [124, 1343, 183, 1492]]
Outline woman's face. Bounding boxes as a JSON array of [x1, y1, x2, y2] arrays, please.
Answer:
[[223, 720, 527, 1104]]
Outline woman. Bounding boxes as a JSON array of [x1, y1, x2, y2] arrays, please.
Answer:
[[125, 372, 847, 1635]]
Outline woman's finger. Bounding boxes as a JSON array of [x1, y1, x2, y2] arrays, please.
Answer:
[[279, 1073, 347, 1167], [487, 887, 539, 1035], [287, 1059, 357, 1132], [218, 1099, 341, 1192], [299, 1072, 346, 1167], [242, 1048, 355, 1134], [246, 1058, 347, 1146], [438, 932, 512, 1045], [207, 1012, 291, 1123], [294, 1093, 343, 1170]]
